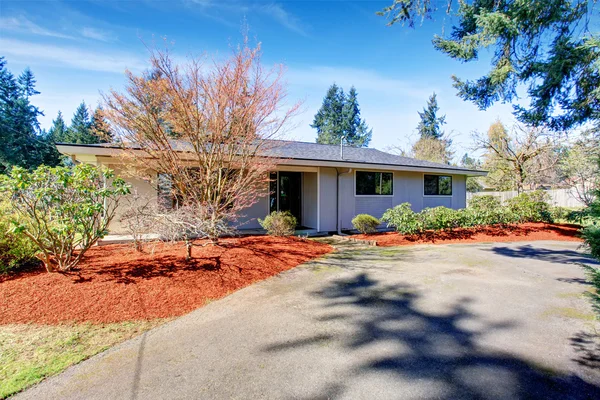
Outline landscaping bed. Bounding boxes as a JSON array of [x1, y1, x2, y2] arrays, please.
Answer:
[[0, 236, 332, 324], [353, 222, 583, 247]]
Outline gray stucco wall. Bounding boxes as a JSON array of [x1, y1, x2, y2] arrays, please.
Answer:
[[336, 169, 468, 231], [319, 167, 338, 232], [302, 172, 318, 229], [236, 195, 268, 230], [106, 163, 468, 235]]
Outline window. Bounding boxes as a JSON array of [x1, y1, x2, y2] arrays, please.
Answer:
[[424, 175, 452, 196], [356, 171, 393, 195]]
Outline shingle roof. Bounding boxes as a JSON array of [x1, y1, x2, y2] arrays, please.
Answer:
[[56, 140, 483, 174], [265, 140, 480, 173]]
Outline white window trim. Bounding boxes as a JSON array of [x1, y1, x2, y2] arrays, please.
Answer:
[[422, 173, 453, 197], [354, 170, 394, 198]]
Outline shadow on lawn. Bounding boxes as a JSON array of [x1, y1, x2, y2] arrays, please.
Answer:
[[262, 273, 600, 399]]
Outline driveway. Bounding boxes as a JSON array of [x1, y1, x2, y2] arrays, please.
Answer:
[[16, 240, 600, 399]]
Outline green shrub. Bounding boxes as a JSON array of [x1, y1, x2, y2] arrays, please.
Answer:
[[0, 197, 38, 273], [549, 206, 571, 222], [352, 214, 381, 234], [0, 164, 130, 272], [581, 224, 600, 260], [259, 211, 297, 236], [506, 190, 553, 223], [420, 207, 461, 231], [468, 195, 502, 213], [381, 203, 423, 235]]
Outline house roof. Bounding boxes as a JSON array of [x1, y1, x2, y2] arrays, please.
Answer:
[[56, 140, 486, 176]]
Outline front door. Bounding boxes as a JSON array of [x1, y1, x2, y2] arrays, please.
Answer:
[[270, 171, 301, 225]]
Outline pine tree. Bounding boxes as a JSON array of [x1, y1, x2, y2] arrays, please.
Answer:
[[379, 0, 599, 130], [411, 92, 452, 164], [341, 87, 372, 147], [48, 111, 67, 142], [460, 153, 483, 192], [17, 68, 40, 98], [65, 101, 96, 144], [91, 107, 113, 143], [312, 84, 371, 147], [417, 93, 445, 140], [0, 58, 59, 172]]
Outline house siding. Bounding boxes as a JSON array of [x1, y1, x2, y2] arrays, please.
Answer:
[[336, 169, 468, 232], [318, 167, 338, 232], [94, 160, 469, 235]]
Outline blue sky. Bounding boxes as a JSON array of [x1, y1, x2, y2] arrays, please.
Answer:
[[1, 0, 517, 157]]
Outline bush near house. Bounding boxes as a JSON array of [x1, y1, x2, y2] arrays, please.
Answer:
[[506, 190, 552, 223], [0, 196, 38, 273], [383, 191, 560, 235], [0, 164, 130, 272], [352, 214, 381, 234], [259, 211, 297, 236]]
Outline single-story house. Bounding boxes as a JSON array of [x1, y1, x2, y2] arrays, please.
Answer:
[[57, 141, 486, 234]]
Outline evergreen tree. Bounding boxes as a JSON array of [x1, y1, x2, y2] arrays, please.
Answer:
[[460, 153, 484, 192], [379, 0, 600, 130], [48, 111, 68, 143], [411, 92, 452, 164], [91, 107, 113, 143], [65, 101, 97, 144], [17, 68, 40, 98], [0, 58, 59, 172], [341, 87, 372, 147], [312, 84, 371, 147], [417, 93, 445, 140]]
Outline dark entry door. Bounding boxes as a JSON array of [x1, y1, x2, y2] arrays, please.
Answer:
[[278, 172, 301, 225]]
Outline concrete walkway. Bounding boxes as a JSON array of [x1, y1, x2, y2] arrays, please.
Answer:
[[17, 240, 600, 399]]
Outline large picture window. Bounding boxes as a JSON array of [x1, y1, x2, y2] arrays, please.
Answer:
[[424, 175, 452, 196], [356, 171, 393, 195]]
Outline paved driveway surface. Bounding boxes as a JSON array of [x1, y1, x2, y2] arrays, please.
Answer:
[[16, 240, 600, 400]]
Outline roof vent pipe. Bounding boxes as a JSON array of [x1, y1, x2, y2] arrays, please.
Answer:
[[340, 135, 346, 160]]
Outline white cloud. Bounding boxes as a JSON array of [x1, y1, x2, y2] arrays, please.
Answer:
[[185, 1, 308, 36], [287, 65, 434, 99], [0, 38, 146, 73], [81, 27, 117, 42], [259, 3, 307, 37], [0, 15, 76, 39]]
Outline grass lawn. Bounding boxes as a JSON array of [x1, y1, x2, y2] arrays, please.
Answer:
[[0, 319, 168, 399]]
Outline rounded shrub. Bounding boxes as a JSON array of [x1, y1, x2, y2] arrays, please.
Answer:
[[420, 206, 461, 231], [381, 203, 422, 235], [259, 211, 297, 237], [507, 190, 552, 223], [352, 214, 381, 234], [0, 197, 38, 273]]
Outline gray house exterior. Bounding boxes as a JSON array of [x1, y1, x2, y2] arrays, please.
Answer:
[[57, 141, 486, 234]]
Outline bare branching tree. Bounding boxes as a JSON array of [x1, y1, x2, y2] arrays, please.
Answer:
[[560, 133, 600, 206], [475, 121, 561, 193], [103, 38, 299, 249], [119, 191, 158, 252]]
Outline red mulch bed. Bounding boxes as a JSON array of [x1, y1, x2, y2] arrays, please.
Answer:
[[0, 236, 332, 324], [353, 222, 583, 247]]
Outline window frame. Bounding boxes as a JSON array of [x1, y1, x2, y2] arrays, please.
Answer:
[[423, 173, 453, 197], [354, 170, 394, 197]]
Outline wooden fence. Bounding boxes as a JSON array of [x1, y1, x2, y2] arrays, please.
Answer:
[[467, 188, 586, 208]]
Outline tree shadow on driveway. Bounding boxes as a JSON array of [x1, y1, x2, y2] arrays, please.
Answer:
[[487, 244, 599, 266], [263, 272, 600, 399]]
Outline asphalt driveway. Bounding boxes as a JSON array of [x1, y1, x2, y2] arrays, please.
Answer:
[[16, 240, 600, 399]]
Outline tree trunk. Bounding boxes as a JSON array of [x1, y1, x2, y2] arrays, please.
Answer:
[[185, 240, 192, 261]]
